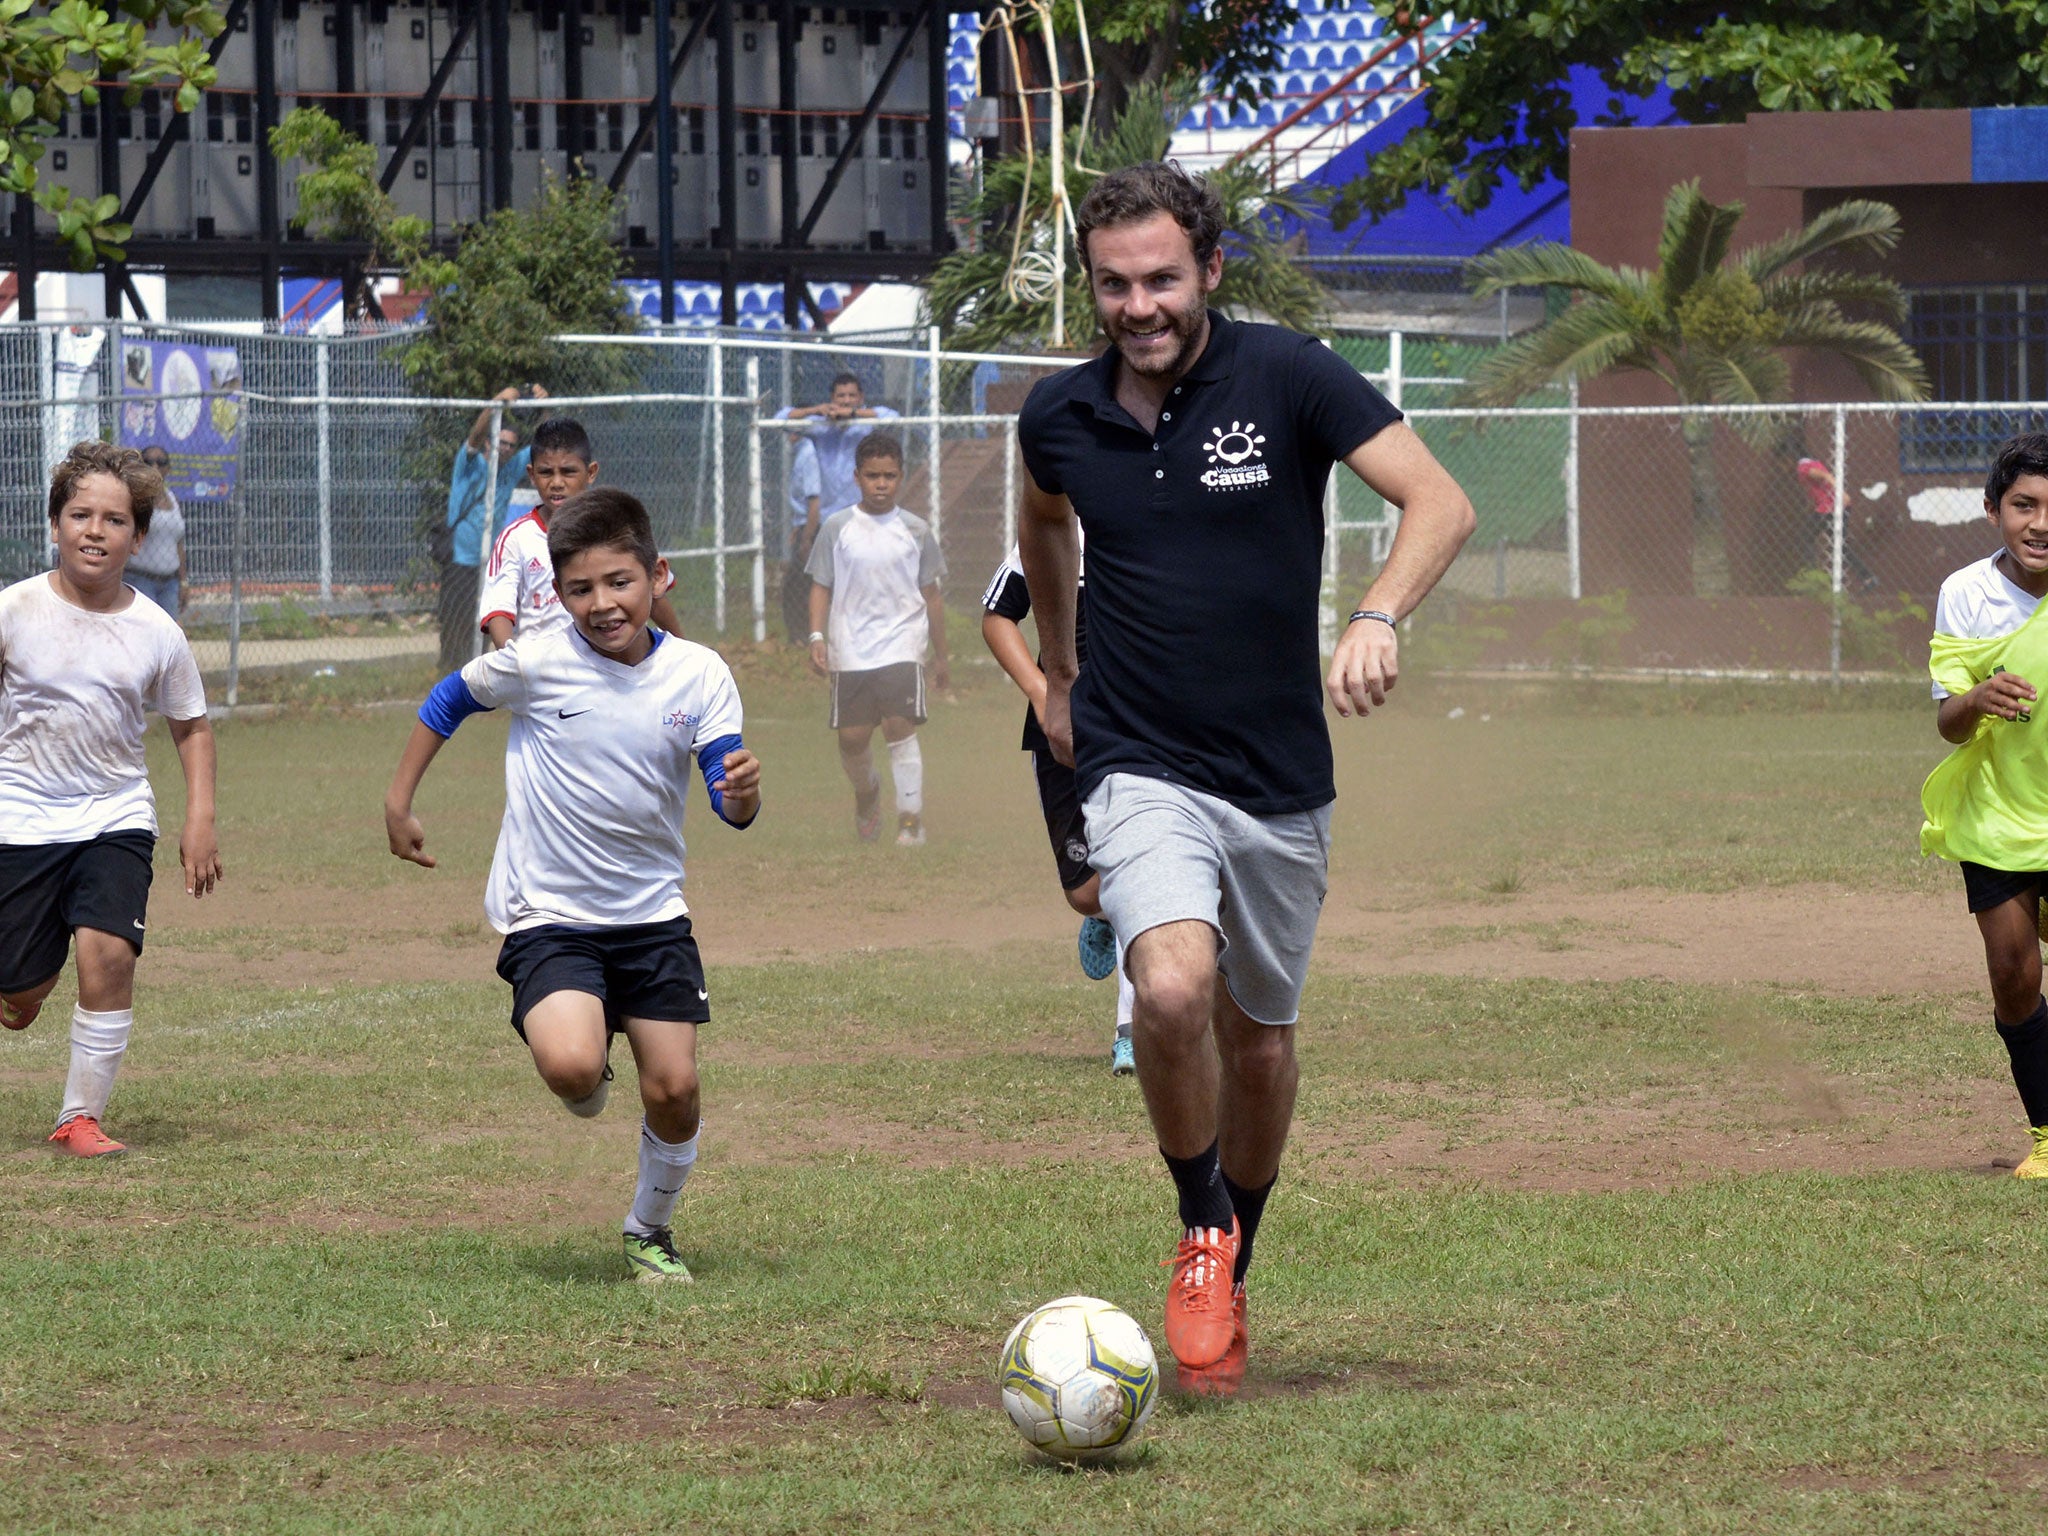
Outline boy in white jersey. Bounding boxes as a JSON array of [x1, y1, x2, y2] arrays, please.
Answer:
[[1921, 432, 2048, 1178], [805, 433, 948, 846], [479, 417, 686, 648], [385, 488, 760, 1281], [1, 442, 222, 1157], [981, 540, 1136, 1074]]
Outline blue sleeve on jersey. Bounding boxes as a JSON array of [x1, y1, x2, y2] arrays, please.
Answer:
[[696, 732, 755, 826], [418, 672, 491, 737]]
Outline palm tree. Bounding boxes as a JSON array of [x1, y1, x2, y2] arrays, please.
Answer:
[[926, 83, 1327, 353], [1459, 181, 1929, 596]]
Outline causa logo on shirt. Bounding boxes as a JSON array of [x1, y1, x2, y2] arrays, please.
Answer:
[[1200, 421, 1271, 491]]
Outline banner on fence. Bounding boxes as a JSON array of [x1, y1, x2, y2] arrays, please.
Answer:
[[117, 337, 244, 497]]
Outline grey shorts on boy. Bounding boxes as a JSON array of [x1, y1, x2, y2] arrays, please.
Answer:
[[1082, 772, 1331, 1026]]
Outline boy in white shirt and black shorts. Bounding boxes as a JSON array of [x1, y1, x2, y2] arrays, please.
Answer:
[[805, 433, 949, 847], [1, 441, 223, 1157], [385, 487, 760, 1283]]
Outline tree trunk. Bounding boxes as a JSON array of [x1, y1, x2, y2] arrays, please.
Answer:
[[1683, 414, 1731, 598]]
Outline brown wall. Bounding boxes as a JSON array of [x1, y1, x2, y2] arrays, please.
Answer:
[[1566, 113, 2047, 604]]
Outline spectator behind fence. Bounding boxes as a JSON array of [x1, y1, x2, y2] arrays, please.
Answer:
[[439, 384, 545, 671], [127, 446, 185, 620], [780, 431, 822, 643], [775, 372, 900, 518]]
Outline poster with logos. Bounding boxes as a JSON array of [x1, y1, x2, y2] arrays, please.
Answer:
[[117, 338, 243, 498]]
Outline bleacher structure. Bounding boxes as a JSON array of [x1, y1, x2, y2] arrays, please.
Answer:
[[4, 1, 1466, 330]]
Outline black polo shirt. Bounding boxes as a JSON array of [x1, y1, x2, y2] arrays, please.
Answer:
[[1018, 312, 1401, 816]]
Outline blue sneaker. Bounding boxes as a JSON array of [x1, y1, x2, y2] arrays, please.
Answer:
[[1111, 1035, 1136, 1077], [1078, 916, 1117, 981]]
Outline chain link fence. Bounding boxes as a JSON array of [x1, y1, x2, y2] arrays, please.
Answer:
[[1, 317, 2031, 697]]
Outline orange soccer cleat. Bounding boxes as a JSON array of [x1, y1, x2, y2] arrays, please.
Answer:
[[1162, 1218, 1240, 1369], [1180, 1283, 1248, 1398], [48, 1116, 126, 1157]]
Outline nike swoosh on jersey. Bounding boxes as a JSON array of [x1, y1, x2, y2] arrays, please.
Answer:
[[558, 708, 593, 719]]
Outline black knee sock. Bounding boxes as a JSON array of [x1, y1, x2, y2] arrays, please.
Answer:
[[1161, 1140, 1234, 1232], [1996, 996, 2048, 1128], [1221, 1169, 1276, 1287]]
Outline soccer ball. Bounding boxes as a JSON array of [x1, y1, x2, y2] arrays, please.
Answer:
[[998, 1295, 1159, 1460]]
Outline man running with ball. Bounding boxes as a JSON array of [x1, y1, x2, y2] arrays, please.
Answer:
[[1017, 162, 1475, 1396]]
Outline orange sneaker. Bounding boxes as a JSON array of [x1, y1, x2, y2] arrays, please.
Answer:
[[1163, 1219, 1240, 1369], [48, 1116, 126, 1157], [1181, 1283, 1248, 1398]]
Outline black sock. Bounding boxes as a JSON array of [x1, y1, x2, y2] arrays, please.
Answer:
[[1996, 996, 2048, 1127], [1221, 1169, 1276, 1287], [1161, 1140, 1234, 1232]]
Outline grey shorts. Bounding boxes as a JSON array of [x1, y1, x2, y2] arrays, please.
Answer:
[[1083, 772, 1331, 1026]]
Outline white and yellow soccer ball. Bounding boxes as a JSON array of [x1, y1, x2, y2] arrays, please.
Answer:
[[998, 1295, 1159, 1460]]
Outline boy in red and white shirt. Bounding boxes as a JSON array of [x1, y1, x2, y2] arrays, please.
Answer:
[[480, 417, 685, 647]]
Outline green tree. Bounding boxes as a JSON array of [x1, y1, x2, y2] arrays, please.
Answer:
[[270, 106, 428, 314], [1, 0, 222, 266], [1332, 2, 2048, 230], [1079, 0, 1299, 137], [1457, 181, 1928, 596], [394, 169, 636, 398], [926, 84, 1327, 353]]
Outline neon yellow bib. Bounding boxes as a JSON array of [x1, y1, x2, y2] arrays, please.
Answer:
[[1921, 596, 2048, 867]]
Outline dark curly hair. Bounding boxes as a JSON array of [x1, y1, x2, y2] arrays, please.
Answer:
[[1987, 433, 2048, 508], [1074, 161, 1226, 273], [48, 440, 163, 536]]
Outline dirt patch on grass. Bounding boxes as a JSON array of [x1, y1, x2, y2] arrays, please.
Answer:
[[32, 1368, 998, 1468], [1291, 1079, 2032, 1193], [138, 868, 1978, 1001], [1776, 1448, 2048, 1496]]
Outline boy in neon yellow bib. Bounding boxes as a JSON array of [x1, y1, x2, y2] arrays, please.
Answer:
[[1922, 432, 2048, 1177]]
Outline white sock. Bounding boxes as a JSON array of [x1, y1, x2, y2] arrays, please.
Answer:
[[1115, 939, 1134, 1034], [59, 1006, 133, 1128], [623, 1121, 699, 1236], [888, 734, 923, 815]]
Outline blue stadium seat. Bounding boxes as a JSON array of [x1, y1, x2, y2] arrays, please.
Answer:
[[1315, 44, 1337, 68], [1313, 72, 1333, 94], [1287, 45, 1310, 69], [1344, 15, 1367, 38], [1254, 102, 1279, 127]]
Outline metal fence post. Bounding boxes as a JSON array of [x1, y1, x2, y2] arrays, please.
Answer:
[[1565, 375, 1582, 600], [477, 403, 503, 662], [1002, 417, 1017, 556], [927, 324, 943, 546], [746, 355, 765, 643], [316, 335, 333, 604], [1830, 404, 1846, 686], [226, 486, 244, 709], [1380, 330, 1404, 556], [712, 337, 726, 635]]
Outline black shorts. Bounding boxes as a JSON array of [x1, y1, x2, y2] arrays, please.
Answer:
[[1031, 747, 1094, 891], [495, 915, 710, 1040], [0, 830, 155, 992], [1961, 861, 2048, 914], [829, 663, 926, 729]]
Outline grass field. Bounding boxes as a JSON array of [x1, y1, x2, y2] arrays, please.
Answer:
[[6, 655, 2046, 1533]]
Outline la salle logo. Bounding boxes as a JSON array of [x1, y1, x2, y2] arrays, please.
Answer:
[[1200, 421, 1271, 491]]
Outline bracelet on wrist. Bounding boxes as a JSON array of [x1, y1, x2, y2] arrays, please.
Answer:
[[1349, 609, 1397, 629], [807, 631, 825, 644]]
